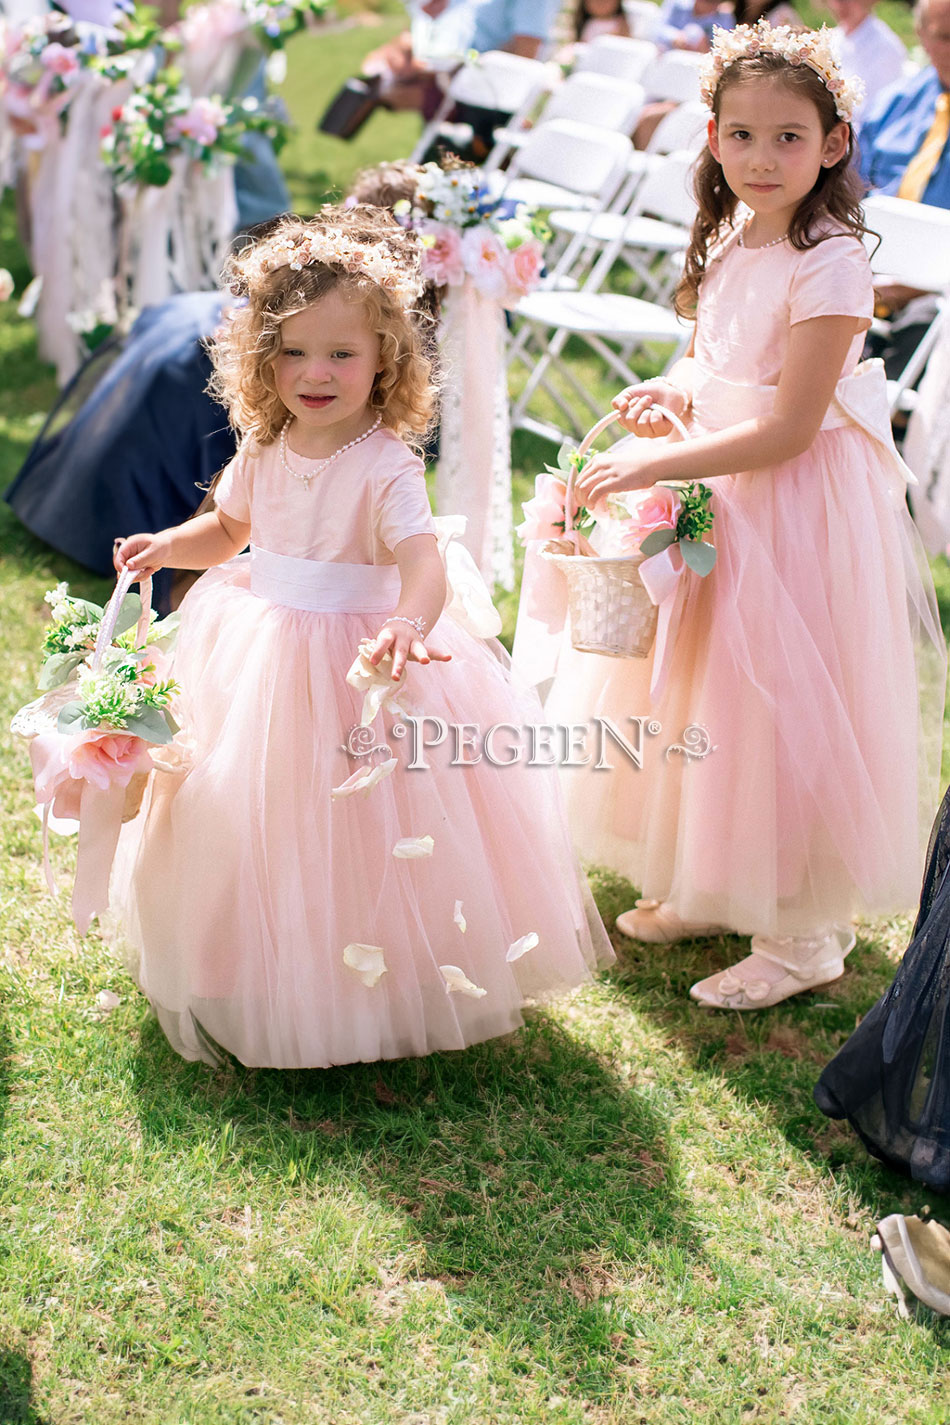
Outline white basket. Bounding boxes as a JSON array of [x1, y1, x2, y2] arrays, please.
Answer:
[[541, 406, 690, 659]]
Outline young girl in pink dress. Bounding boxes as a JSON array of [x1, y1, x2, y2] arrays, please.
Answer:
[[113, 206, 611, 1068], [538, 23, 946, 1009]]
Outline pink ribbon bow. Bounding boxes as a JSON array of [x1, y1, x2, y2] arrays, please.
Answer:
[[638, 544, 689, 702]]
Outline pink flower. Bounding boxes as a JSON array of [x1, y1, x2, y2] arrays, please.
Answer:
[[169, 97, 228, 148], [417, 220, 464, 287], [65, 730, 153, 791], [0, 269, 14, 302], [620, 484, 680, 550], [460, 226, 509, 301], [516, 473, 575, 543], [41, 43, 79, 78], [506, 239, 544, 297]]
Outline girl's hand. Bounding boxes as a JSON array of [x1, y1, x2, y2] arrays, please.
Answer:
[[114, 532, 170, 578], [574, 442, 659, 510], [368, 623, 452, 682], [613, 380, 689, 438]]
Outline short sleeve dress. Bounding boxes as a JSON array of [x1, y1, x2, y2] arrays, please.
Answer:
[[111, 426, 612, 1068], [544, 230, 946, 939]]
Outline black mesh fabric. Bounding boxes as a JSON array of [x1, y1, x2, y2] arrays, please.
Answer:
[[815, 784, 950, 1190]]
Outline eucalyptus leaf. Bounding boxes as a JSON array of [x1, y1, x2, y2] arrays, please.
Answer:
[[112, 593, 142, 638], [556, 441, 574, 473], [148, 611, 180, 647], [639, 528, 677, 556], [680, 539, 717, 576], [37, 652, 85, 691], [57, 702, 88, 733], [123, 706, 174, 745]]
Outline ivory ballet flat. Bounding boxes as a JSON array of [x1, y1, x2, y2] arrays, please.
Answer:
[[689, 926, 857, 1010], [873, 1213, 950, 1318], [615, 898, 726, 944]]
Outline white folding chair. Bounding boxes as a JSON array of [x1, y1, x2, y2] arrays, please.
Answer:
[[625, 97, 708, 186], [506, 209, 690, 442], [624, 0, 663, 39], [548, 149, 697, 304], [409, 51, 555, 165], [496, 120, 633, 213], [484, 72, 646, 172], [863, 194, 950, 415], [573, 34, 658, 83], [639, 49, 704, 105]]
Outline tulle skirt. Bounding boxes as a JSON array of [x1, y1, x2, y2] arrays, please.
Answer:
[[545, 424, 946, 937], [815, 784, 950, 1191], [111, 559, 613, 1068]]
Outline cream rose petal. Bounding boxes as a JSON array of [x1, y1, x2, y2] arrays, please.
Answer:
[[392, 835, 434, 859], [346, 641, 406, 728], [506, 932, 539, 962], [95, 990, 121, 1013], [453, 900, 466, 934], [343, 943, 388, 987], [440, 965, 487, 998], [331, 757, 397, 800]]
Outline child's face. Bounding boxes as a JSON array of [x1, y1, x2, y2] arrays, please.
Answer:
[[585, 0, 622, 15], [708, 77, 849, 235], [273, 289, 382, 444]]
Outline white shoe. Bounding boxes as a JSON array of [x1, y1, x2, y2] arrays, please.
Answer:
[[615, 898, 726, 944], [689, 926, 856, 1010]]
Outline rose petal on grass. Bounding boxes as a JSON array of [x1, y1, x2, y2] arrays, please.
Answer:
[[506, 932, 539, 962], [440, 965, 487, 998], [453, 900, 466, 934], [392, 835, 434, 859], [95, 990, 121, 1012], [331, 757, 397, 800], [343, 943, 388, 987]]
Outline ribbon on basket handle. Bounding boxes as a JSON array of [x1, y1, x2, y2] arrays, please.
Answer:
[[92, 565, 153, 671], [564, 404, 695, 700]]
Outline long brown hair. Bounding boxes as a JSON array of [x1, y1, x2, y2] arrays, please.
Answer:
[[675, 54, 870, 318]]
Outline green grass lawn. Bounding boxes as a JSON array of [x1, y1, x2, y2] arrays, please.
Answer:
[[3, 7, 950, 1423]]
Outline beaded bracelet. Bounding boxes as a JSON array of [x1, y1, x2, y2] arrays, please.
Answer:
[[385, 614, 427, 637]]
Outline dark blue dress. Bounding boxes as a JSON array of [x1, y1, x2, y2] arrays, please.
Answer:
[[815, 784, 950, 1192], [4, 291, 236, 612]]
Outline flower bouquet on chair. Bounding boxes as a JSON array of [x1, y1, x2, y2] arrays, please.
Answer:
[[11, 567, 180, 931], [517, 408, 716, 682]]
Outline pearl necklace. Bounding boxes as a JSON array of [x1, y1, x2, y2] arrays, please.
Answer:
[[279, 413, 382, 487], [737, 223, 787, 250]]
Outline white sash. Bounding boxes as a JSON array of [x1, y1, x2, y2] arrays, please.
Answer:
[[249, 545, 401, 613]]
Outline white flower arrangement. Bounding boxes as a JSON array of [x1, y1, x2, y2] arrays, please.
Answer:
[[699, 22, 865, 123]]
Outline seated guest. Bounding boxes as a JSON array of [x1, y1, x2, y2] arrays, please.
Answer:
[[574, 0, 631, 43], [826, 0, 907, 118], [856, 0, 950, 379]]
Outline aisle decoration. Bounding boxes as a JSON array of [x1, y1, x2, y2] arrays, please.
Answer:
[[394, 160, 550, 589], [11, 572, 180, 932]]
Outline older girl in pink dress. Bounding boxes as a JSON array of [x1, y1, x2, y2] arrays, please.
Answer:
[[540, 24, 946, 1008], [113, 207, 611, 1068]]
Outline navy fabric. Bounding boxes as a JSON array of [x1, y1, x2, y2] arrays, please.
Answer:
[[5, 291, 236, 612]]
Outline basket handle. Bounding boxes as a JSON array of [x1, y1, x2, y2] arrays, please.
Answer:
[[92, 568, 154, 672], [563, 403, 692, 537]]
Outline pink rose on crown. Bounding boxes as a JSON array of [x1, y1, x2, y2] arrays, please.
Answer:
[[506, 238, 544, 297], [460, 226, 510, 301], [65, 730, 153, 791], [417, 220, 465, 287]]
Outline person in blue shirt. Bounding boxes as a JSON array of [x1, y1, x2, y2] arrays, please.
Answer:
[[856, 0, 950, 380], [466, 0, 562, 56]]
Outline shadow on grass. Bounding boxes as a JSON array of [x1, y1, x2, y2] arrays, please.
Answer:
[[0, 1352, 51, 1425], [591, 861, 948, 1221], [130, 1014, 702, 1395]]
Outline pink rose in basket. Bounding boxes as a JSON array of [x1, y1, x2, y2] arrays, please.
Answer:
[[517, 472, 577, 543], [506, 238, 544, 297], [66, 730, 153, 791], [418, 220, 465, 287], [617, 485, 680, 551], [460, 226, 509, 301]]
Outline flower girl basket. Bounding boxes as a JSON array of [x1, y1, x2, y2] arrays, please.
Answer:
[[541, 404, 692, 659], [12, 569, 155, 823]]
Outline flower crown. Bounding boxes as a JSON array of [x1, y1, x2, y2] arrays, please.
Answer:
[[699, 22, 865, 123], [255, 228, 425, 308]]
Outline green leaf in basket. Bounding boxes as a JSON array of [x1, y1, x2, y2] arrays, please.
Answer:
[[37, 652, 85, 692], [112, 593, 143, 639], [639, 528, 677, 557], [122, 706, 174, 745], [555, 441, 575, 473], [679, 538, 717, 576], [57, 701, 88, 733]]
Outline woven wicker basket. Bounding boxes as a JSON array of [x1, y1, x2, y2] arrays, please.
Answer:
[[12, 570, 155, 821], [541, 406, 689, 659]]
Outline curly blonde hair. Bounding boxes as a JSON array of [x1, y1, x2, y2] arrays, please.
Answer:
[[209, 206, 437, 449]]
